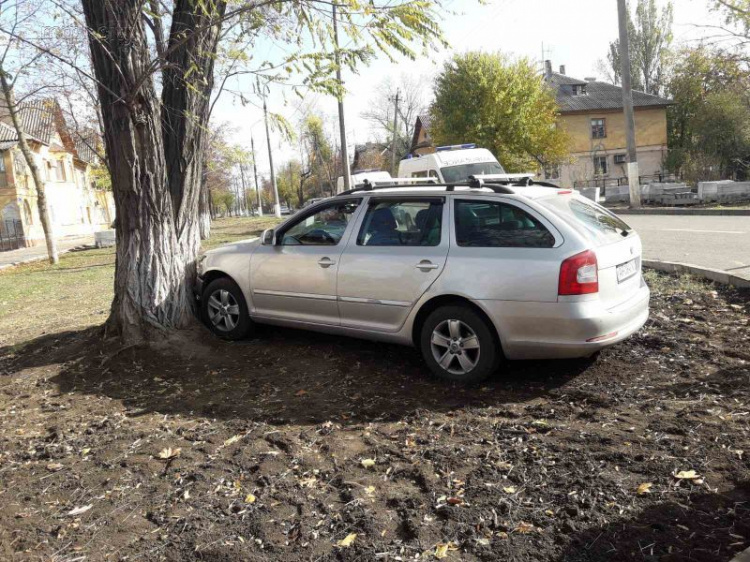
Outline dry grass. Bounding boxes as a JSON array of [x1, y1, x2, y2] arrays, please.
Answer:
[[0, 216, 282, 348]]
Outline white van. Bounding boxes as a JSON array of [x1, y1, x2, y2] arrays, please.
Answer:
[[336, 169, 392, 193], [398, 144, 507, 183]]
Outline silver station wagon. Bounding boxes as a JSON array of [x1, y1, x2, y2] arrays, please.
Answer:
[[196, 178, 649, 383]]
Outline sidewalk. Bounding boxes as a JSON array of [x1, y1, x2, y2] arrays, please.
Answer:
[[0, 235, 95, 270], [608, 207, 750, 216]]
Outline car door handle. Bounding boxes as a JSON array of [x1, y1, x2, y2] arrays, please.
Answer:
[[415, 260, 440, 271], [318, 257, 336, 268]]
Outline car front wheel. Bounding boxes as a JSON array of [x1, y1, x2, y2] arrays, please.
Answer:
[[202, 277, 253, 340], [420, 305, 500, 383]]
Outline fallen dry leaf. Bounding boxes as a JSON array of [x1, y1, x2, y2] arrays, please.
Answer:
[[637, 482, 653, 495], [364, 486, 376, 496], [361, 458, 376, 469], [337, 533, 357, 547], [295, 389, 307, 396], [447, 497, 464, 505], [245, 494, 256, 503], [66, 505, 92, 517], [434, 542, 459, 559], [503, 486, 516, 494], [46, 462, 63, 472], [224, 435, 242, 446], [514, 521, 535, 534], [674, 470, 700, 480], [157, 447, 181, 460]]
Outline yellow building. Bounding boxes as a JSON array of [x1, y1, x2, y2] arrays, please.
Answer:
[[409, 64, 673, 190], [0, 100, 114, 249], [545, 63, 672, 188]]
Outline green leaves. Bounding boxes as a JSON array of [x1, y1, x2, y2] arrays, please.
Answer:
[[430, 52, 570, 173]]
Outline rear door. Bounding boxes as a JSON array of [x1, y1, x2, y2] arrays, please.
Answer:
[[538, 195, 642, 308], [336, 197, 449, 332], [448, 197, 563, 302]]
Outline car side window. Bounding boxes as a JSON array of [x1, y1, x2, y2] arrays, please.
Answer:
[[281, 200, 361, 246], [357, 199, 443, 247], [455, 200, 555, 248]]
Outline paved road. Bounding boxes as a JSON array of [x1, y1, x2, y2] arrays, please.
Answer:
[[0, 235, 95, 269], [623, 215, 750, 280]]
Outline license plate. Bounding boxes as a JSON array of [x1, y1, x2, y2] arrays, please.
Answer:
[[616, 259, 638, 283]]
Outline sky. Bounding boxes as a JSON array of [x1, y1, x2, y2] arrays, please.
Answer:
[[210, 0, 725, 182]]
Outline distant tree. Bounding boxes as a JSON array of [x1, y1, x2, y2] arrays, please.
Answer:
[[603, 0, 673, 95], [666, 46, 750, 181], [430, 53, 569, 173], [361, 74, 428, 170], [302, 115, 338, 196], [277, 160, 302, 208]]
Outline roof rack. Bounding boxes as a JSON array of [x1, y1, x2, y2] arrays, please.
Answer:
[[335, 174, 564, 197]]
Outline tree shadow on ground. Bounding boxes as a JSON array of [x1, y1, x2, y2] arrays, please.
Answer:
[[556, 480, 750, 562], [2, 323, 593, 426]]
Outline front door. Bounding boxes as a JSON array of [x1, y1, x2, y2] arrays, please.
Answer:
[[250, 199, 362, 325], [337, 197, 449, 332]]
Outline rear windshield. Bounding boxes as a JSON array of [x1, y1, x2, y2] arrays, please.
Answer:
[[441, 161, 505, 183], [538, 195, 632, 245]]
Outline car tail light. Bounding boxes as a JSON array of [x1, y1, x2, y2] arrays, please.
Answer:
[[559, 250, 598, 295]]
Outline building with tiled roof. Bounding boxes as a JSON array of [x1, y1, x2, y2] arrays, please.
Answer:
[[0, 99, 113, 249], [543, 61, 673, 188]]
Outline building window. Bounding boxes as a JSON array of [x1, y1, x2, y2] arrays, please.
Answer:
[[591, 118, 606, 139], [614, 153, 627, 164], [55, 160, 67, 182], [571, 84, 587, 96], [543, 164, 560, 180], [593, 155, 608, 176], [0, 151, 5, 172]]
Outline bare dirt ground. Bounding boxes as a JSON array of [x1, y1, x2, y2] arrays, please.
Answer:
[[1, 271, 749, 561]]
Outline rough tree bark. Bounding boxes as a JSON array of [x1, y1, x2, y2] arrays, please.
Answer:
[[81, 0, 226, 344], [198, 169, 211, 240], [0, 72, 58, 264]]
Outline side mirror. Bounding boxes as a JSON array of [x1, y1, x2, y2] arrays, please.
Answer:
[[261, 228, 275, 245]]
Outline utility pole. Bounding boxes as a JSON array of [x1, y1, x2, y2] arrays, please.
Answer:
[[390, 89, 400, 176], [238, 162, 248, 216], [250, 135, 263, 217], [259, 77, 282, 218], [617, 0, 641, 208], [332, 3, 350, 191]]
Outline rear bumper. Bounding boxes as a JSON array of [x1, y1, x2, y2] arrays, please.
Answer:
[[481, 277, 650, 360]]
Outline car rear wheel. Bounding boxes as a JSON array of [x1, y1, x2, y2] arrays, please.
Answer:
[[202, 277, 253, 340], [420, 305, 500, 383]]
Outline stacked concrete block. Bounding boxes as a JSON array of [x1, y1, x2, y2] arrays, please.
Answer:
[[697, 180, 750, 203], [95, 230, 116, 248]]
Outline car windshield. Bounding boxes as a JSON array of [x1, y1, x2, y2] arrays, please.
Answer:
[[440, 161, 505, 183], [539, 195, 632, 245]]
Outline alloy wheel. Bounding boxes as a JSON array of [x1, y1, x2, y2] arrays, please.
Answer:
[[207, 289, 240, 332], [430, 319, 481, 375]]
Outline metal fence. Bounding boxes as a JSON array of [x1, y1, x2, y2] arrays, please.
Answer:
[[573, 173, 678, 189], [0, 220, 24, 251]]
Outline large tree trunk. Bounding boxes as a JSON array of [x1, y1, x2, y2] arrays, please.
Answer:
[[0, 72, 59, 264], [81, 0, 226, 344]]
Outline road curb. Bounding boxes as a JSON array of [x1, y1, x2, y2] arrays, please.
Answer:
[[607, 208, 750, 216], [643, 259, 750, 289]]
